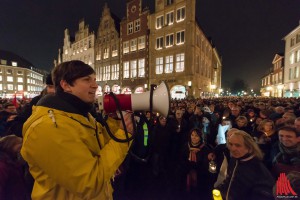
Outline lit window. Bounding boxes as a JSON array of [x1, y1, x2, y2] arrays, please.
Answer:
[[156, 37, 163, 49], [176, 30, 185, 45], [176, 53, 185, 72], [156, 57, 163, 74], [12, 62, 17, 67], [156, 15, 164, 29], [104, 48, 109, 59], [18, 85, 23, 91], [128, 22, 133, 34], [130, 60, 137, 78], [130, 39, 137, 52], [17, 77, 23, 82], [0, 76, 2, 81], [7, 76, 13, 82], [112, 44, 118, 57], [290, 53, 295, 64], [138, 36, 145, 50], [176, 7, 185, 22], [111, 64, 119, 80], [0, 59, 7, 65], [165, 55, 173, 73], [103, 65, 110, 81], [7, 84, 13, 90], [123, 41, 129, 54], [138, 58, 145, 77], [123, 62, 130, 78], [135, 19, 140, 32]]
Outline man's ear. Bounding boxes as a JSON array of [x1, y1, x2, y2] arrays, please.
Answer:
[[60, 80, 72, 92]]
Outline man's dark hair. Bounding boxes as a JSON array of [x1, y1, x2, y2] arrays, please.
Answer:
[[278, 126, 300, 137], [52, 60, 95, 92]]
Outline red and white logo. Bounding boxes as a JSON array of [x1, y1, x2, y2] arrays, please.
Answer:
[[276, 173, 297, 198]]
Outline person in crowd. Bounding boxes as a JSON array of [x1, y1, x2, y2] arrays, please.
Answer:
[[294, 117, 300, 133], [216, 130, 275, 200], [234, 116, 252, 135], [188, 105, 204, 130], [272, 126, 300, 178], [253, 119, 279, 169], [245, 109, 257, 133], [229, 105, 241, 127], [269, 106, 285, 121], [8, 73, 55, 138], [276, 112, 297, 128], [177, 128, 214, 199], [0, 103, 17, 136], [21, 60, 133, 199], [0, 135, 30, 200]]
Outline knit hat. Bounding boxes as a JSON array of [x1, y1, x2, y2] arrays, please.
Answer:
[[46, 74, 53, 85]]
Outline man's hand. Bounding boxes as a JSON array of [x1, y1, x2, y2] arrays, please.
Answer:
[[119, 111, 134, 134]]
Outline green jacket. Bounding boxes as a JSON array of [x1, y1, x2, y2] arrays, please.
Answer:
[[21, 95, 131, 200]]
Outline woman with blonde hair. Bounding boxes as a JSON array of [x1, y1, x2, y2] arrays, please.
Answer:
[[254, 119, 279, 169], [216, 130, 274, 200]]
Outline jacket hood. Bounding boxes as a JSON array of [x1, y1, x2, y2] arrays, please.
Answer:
[[23, 94, 96, 136]]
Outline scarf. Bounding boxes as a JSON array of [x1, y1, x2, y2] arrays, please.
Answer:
[[186, 143, 204, 192], [278, 142, 300, 165]]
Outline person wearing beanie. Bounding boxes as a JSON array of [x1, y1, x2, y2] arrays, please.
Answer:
[[21, 60, 133, 199]]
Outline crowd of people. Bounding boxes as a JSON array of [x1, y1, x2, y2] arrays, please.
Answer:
[[0, 63, 300, 199]]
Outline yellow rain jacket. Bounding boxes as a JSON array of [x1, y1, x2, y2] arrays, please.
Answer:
[[21, 104, 131, 200]]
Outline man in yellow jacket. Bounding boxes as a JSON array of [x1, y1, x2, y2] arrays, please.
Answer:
[[21, 60, 133, 200]]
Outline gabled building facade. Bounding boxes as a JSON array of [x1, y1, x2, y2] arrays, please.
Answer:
[[95, 3, 121, 95], [260, 53, 284, 97], [62, 19, 95, 68], [120, 0, 150, 94]]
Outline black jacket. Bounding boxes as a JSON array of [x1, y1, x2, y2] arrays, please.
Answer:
[[217, 154, 275, 200]]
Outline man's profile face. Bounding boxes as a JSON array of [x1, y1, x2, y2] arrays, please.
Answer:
[[278, 130, 300, 147], [65, 74, 98, 103], [294, 120, 300, 132], [228, 135, 249, 159]]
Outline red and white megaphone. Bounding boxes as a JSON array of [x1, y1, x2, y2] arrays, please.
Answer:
[[98, 82, 170, 117]]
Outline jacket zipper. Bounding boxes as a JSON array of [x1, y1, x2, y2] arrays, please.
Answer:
[[226, 160, 238, 200]]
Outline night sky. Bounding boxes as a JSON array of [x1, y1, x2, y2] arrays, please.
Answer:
[[1, 0, 300, 91]]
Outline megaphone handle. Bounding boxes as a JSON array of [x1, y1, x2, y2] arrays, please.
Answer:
[[149, 84, 155, 119]]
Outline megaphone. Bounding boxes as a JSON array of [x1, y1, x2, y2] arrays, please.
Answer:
[[98, 82, 170, 117]]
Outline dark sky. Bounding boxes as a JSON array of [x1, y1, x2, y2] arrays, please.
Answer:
[[1, 0, 300, 91]]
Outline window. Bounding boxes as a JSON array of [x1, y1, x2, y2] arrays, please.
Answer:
[[104, 48, 109, 59], [128, 22, 133, 34], [111, 64, 119, 80], [17, 70, 23, 75], [112, 44, 118, 57], [7, 76, 13, 82], [166, 12, 174, 25], [103, 65, 110, 81], [176, 7, 185, 22], [176, 53, 185, 72], [17, 77, 23, 82], [138, 36, 145, 50], [165, 55, 173, 73], [297, 50, 300, 62], [156, 15, 164, 29], [123, 62, 130, 78], [289, 68, 293, 80], [18, 85, 23, 91], [295, 66, 299, 79], [0, 76, 2, 81], [290, 38, 295, 47], [156, 37, 163, 49], [0, 59, 7, 65], [6, 69, 12, 74], [135, 19, 140, 32], [123, 41, 129, 54], [156, 57, 163, 74], [176, 30, 185, 44], [130, 39, 137, 52], [290, 53, 295, 64], [130, 60, 137, 78], [138, 58, 145, 77], [166, 0, 174, 5], [12, 61, 17, 67], [7, 84, 13, 90], [166, 34, 174, 47]]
